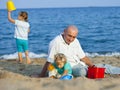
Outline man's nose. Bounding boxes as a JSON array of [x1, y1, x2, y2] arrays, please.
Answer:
[[69, 37, 74, 41]]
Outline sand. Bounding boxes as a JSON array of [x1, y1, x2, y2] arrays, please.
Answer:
[[0, 56, 120, 90]]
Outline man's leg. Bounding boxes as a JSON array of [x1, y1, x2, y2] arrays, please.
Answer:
[[95, 64, 120, 74], [72, 63, 88, 77]]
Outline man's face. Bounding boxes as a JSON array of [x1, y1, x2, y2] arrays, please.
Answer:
[[63, 29, 78, 44]]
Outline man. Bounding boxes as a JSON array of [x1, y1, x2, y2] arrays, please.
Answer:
[[39, 25, 94, 77]]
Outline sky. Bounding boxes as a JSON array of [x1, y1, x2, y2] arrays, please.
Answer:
[[0, 0, 120, 9]]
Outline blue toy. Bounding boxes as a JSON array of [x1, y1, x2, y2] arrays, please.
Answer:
[[60, 75, 73, 80]]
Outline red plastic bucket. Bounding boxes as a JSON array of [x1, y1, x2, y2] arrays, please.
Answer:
[[87, 67, 105, 79]]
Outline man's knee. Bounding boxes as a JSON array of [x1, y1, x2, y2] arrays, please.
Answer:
[[71, 63, 88, 77], [73, 68, 87, 77]]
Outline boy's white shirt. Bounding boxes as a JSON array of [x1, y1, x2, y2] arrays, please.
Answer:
[[14, 20, 30, 40]]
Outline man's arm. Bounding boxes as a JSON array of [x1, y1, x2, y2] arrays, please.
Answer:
[[40, 37, 58, 77], [39, 61, 50, 77], [81, 56, 94, 67], [8, 11, 15, 23]]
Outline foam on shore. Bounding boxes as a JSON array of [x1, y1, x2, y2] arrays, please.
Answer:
[[0, 52, 120, 60]]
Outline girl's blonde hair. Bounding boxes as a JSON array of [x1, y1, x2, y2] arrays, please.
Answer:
[[19, 11, 28, 22], [54, 53, 67, 64]]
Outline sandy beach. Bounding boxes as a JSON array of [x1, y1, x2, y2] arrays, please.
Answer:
[[0, 56, 120, 90]]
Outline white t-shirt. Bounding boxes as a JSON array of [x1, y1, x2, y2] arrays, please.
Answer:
[[14, 20, 30, 40], [47, 34, 86, 67]]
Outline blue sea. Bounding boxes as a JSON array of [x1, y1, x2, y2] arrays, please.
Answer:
[[0, 7, 120, 59]]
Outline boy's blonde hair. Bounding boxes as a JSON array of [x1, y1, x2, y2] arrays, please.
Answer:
[[54, 53, 67, 64]]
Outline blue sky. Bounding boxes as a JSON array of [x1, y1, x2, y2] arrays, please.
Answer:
[[0, 0, 120, 9]]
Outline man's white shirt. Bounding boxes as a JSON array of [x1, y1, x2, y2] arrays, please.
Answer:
[[47, 34, 86, 67]]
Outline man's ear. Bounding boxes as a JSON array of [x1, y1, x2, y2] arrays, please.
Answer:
[[63, 29, 66, 34]]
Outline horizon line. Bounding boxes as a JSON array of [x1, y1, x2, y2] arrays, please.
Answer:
[[1, 6, 120, 10]]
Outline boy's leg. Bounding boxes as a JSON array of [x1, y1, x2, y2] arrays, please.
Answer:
[[18, 52, 23, 63], [16, 39, 23, 63], [22, 40, 31, 64], [25, 51, 31, 64]]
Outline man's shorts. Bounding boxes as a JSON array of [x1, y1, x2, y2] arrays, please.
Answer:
[[16, 39, 28, 52]]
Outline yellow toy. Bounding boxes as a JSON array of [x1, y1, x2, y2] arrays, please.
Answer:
[[48, 64, 61, 78], [6, 0, 16, 11]]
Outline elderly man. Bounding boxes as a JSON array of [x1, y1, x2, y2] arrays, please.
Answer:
[[39, 25, 94, 77]]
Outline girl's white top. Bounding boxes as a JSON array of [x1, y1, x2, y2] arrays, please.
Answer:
[[14, 20, 30, 40]]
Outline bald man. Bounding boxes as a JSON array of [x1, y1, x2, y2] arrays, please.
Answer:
[[39, 25, 94, 77]]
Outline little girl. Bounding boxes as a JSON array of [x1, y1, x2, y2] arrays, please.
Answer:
[[7, 11, 31, 64], [48, 53, 73, 79]]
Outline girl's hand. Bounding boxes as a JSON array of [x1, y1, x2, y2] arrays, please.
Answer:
[[8, 11, 15, 24], [8, 10, 12, 13]]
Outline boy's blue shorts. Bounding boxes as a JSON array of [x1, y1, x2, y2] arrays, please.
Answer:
[[16, 39, 28, 52]]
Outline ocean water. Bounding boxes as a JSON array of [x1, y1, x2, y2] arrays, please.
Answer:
[[0, 7, 120, 59]]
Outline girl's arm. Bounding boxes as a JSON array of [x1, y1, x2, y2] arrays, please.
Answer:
[[28, 28, 30, 33], [62, 63, 72, 76], [62, 70, 68, 76], [8, 11, 15, 24]]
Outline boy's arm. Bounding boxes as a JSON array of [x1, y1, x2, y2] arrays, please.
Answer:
[[28, 28, 30, 33], [8, 11, 15, 24]]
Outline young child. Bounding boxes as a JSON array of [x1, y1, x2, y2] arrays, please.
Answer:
[[7, 11, 31, 64], [48, 53, 73, 79]]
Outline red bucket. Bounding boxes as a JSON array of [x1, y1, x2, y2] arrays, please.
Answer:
[[87, 67, 105, 79]]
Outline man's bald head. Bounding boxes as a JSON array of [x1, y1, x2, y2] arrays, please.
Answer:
[[65, 25, 78, 34], [63, 25, 78, 44]]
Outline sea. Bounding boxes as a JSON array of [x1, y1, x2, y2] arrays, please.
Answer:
[[0, 7, 120, 59]]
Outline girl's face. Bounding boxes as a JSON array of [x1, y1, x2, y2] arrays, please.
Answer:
[[56, 60, 64, 68], [18, 15, 24, 21]]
